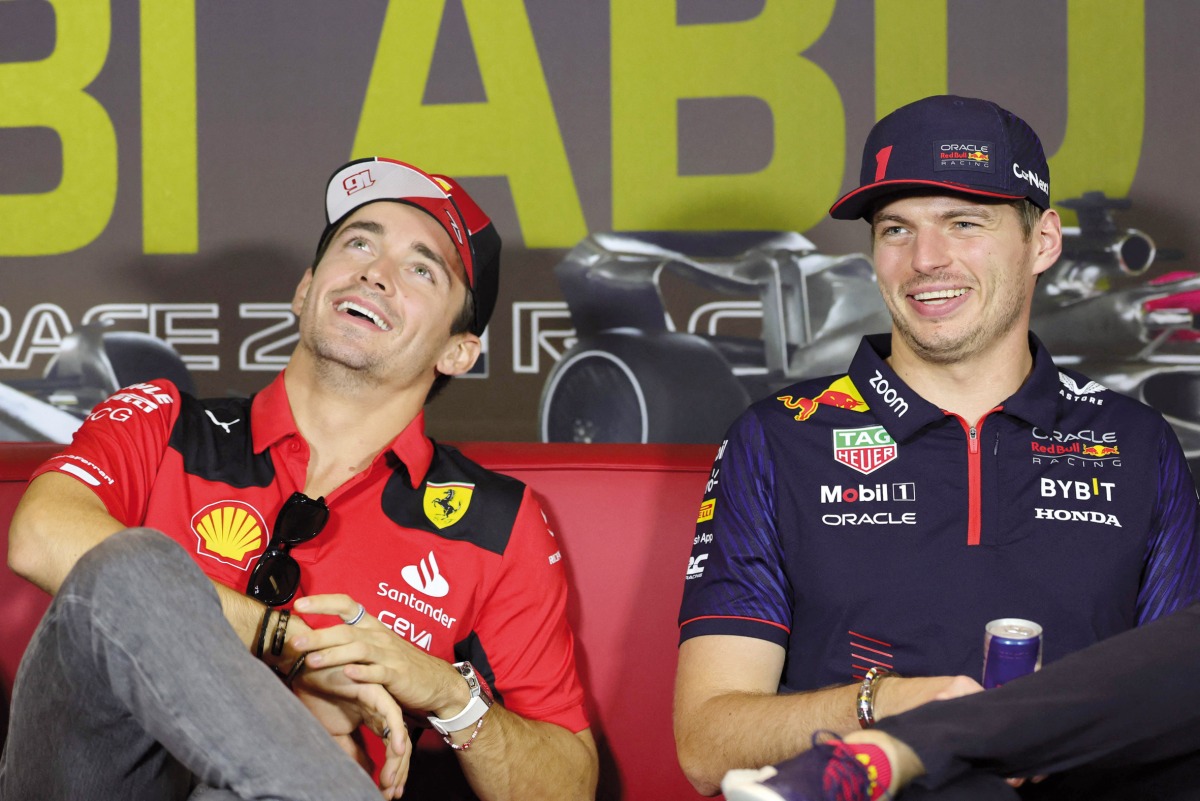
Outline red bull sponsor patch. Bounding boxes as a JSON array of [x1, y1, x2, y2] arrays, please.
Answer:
[[833, 425, 897, 475], [777, 376, 869, 422]]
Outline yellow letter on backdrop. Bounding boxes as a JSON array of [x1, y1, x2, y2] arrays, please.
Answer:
[[0, 0, 117, 256], [611, 0, 843, 232], [354, 0, 585, 248], [1050, 0, 1144, 223], [874, 0, 947, 118], [141, 0, 198, 254]]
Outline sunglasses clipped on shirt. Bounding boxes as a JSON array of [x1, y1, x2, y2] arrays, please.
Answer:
[[246, 491, 330, 607]]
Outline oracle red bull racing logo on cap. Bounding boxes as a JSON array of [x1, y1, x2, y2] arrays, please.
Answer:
[[935, 140, 994, 173], [833, 425, 898, 475], [778, 376, 868, 421]]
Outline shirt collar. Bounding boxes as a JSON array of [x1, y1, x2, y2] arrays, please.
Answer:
[[250, 372, 434, 487], [847, 333, 1062, 441]]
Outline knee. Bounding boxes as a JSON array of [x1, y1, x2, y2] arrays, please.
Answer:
[[63, 529, 203, 607]]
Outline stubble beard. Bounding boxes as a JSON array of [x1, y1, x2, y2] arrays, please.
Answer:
[[885, 269, 1030, 366]]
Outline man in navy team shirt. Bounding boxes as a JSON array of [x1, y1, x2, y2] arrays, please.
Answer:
[[674, 95, 1200, 798]]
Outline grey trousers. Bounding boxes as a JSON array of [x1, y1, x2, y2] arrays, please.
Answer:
[[0, 528, 382, 801]]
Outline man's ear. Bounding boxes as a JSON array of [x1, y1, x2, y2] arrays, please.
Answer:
[[291, 268, 315, 316], [1031, 208, 1063, 277], [436, 333, 482, 378]]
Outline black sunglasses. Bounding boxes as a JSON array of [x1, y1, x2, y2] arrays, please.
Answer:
[[246, 492, 330, 607]]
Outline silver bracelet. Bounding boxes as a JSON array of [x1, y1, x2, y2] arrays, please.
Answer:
[[856, 666, 894, 728]]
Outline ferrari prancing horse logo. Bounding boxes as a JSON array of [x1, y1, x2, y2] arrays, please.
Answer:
[[423, 482, 475, 529]]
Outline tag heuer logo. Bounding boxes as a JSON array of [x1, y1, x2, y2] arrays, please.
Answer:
[[833, 425, 897, 475]]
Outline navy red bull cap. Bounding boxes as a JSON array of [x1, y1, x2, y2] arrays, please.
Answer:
[[829, 95, 1050, 221], [316, 157, 501, 335]]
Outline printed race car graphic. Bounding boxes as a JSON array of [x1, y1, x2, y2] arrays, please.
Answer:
[[0, 323, 196, 443], [538, 193, 1200, 487]]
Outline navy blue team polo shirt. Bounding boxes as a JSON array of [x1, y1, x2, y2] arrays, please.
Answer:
[[679, 334, 1200, 693]]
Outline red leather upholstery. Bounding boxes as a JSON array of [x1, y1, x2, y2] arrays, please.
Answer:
[[0, 442, 713, 799]]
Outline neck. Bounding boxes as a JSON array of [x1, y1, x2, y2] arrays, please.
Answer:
[[283, 352, 429, 496], [886, 330, 1034, 425]]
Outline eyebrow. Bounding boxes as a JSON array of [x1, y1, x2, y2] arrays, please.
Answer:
[[873, 203, 1001, 229], [337, 220, 454, 280]]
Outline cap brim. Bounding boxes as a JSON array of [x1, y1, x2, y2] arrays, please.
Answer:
[[829, 179, 1027, 220]]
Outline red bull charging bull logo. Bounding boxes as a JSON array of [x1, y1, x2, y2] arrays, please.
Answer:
[[1081, 444, 1120, 458], [777, 376, 869, 421]]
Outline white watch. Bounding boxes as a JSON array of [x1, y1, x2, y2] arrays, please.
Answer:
[[427, 661, 494, 735]]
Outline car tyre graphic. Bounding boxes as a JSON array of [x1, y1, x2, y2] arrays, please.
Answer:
[[539, 332, 749, 443]]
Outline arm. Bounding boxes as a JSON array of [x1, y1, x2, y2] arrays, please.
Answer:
[[1136, 427, 1200, 624], [674, 635, 982, 796], [10, 472, 412, 796], [10, 471, 271, 648], [294, 594, 598, 801]]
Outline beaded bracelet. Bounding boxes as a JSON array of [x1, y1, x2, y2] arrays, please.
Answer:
[[443, 714, 487, 751]]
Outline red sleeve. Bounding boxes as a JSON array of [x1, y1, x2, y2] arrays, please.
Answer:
[[30, 381, 183, 526], [472, 488, 589, 732]]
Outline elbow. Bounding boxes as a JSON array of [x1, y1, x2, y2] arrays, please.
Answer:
[[678, 756, 723, 797], [675, 730, 725, 796], [8, 500, 58, 593]]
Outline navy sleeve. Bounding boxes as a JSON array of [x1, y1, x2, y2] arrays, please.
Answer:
[[678, 410, 792, 646], [1136, 424, 1200, 624]]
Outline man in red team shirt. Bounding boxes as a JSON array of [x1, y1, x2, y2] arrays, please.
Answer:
[[3, 158, 598, 800]]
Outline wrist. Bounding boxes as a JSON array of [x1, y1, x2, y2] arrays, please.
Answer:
[[427, 661, 494, 745], [857, 667, 896, 727], [432, 663, 474, 719]]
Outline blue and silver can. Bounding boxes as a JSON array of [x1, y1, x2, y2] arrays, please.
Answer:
[[982, 618, 1043, 689]]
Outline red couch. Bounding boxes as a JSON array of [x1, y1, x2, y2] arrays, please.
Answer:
[[0, 441, 714, 800]]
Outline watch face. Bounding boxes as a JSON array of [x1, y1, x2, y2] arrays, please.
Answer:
[[454, 660, 492, 703]]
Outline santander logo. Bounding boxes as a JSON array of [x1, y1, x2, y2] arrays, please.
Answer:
[[401, 550, 450, 598]]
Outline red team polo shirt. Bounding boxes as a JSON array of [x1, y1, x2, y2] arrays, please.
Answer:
[[34, 373, 589, 735]]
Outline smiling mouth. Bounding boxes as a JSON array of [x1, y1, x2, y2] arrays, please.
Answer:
[[911, 288, 968, 304], [337, 301, 391, 331]]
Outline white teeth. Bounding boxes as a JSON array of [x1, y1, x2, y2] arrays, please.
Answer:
[[337, 301, 390, 331], [913, 288, 968, 302]]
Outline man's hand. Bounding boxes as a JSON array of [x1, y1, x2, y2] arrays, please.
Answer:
[[873, 674, 984, 721], [292, 594, 468, 718], [285, 615, 411, 798]]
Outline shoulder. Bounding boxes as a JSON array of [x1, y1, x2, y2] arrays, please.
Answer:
[[166, 392, 273, 488], [379, 443, 528, 556], [740, 371, 866, 431], [1054, 367, 1170, 430]]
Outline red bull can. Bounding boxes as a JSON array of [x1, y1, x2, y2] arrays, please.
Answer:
[[982, 618, 1043, 689]]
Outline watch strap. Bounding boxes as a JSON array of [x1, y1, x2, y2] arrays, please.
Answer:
[[427, 661, 493, 735]]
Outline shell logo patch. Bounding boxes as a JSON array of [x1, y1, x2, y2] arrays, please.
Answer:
[[191, 501, 267, 570], [423, 482, 474, 529]]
